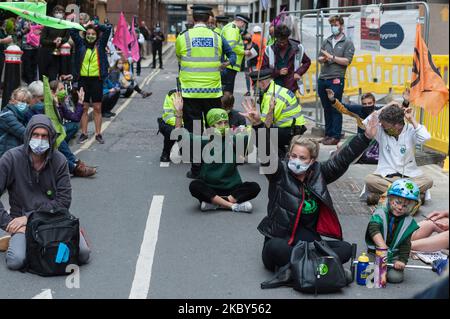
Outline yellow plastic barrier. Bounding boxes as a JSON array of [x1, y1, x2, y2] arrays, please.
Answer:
[[432, 55, 449, 89], [167, 34, 176, 42], [298, 61, 318, 103], [414, 102, 449, 154], [344, 54, 373, 96], [372, 55, 413, 94]]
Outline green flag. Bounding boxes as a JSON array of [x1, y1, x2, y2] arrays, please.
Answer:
[[43, 76, 66, 148], [0, 1, 47, 15], [0, 2, 85, 31]]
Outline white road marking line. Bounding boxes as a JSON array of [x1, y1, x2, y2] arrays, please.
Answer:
[[160, 162, 170, 167], [129, 195, 164, 299], [32, 289, 53, 299]]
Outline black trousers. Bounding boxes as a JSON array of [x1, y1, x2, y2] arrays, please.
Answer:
[[22, 49, 39, 84], [38, 48, 60, 81], [189, 180, 261, 204], [183, 97, 222, 174], [221, 68, 237, 94], [102, 91, 120, 114], [262, 237, 353, 272], [152, 45, 162, 68], [158, 119, 176, 156]]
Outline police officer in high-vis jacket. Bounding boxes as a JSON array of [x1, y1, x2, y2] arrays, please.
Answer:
[[175, 5, 236, 178], [221, 14, 251, 95], [249, 68, 307, 157], [158, 89, 180, 162]]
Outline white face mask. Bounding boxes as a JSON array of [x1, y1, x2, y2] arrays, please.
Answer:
[[54, 13, 64, 19], [29, 138, 50, 155], [288, 158, 311, 175]]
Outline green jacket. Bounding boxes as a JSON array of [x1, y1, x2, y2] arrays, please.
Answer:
[[365, 206, 419, 263]]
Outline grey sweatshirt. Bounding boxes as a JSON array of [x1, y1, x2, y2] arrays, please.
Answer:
[[319, 34, 355, 80], [0, 114, 71, 230]]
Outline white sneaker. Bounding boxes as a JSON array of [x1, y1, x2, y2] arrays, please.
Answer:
[[200, 201, 219, 211], [231, 201, 253, 213]]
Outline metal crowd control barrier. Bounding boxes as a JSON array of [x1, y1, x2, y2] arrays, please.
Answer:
[[298, 54, 449, 154]]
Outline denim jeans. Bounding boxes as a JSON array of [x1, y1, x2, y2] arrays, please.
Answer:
[[318, 78, 345, 139], [64, 122, 80, 143], [58, 140, 77, 173]]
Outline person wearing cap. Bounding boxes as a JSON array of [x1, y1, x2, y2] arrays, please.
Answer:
[[175, 5, 236, 179], [243, 33, 259, 96], [171, 93, 260, 212], [221, 14, 252, 95], [214, 16, 230, 34], [251, 25, 266, 70], [248, 68, 307, 157], [262, 24, 311, 95]]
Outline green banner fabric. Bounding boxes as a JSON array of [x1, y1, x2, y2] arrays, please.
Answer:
[[43, 76, 66, 148], [0, 3, 85, 31]]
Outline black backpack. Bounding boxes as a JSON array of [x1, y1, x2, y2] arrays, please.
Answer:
[[25, 208, 80, 276], [261, 240, 356, 294]]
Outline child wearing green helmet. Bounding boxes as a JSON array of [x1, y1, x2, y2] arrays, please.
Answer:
[[365, 178, 421, 283]]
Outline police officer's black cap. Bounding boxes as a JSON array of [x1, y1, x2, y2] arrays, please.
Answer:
[[191, 5, 213, 15], [235, 14, 250, 24], [248, 69, 272, 81], [216, 16, 230, 23]]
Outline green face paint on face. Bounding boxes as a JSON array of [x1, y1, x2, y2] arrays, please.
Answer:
[[215, 126, 229, 136], [86, 34, 97, 43]]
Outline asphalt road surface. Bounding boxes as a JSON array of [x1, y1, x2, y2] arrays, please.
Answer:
[[0, 46, 447, 299]]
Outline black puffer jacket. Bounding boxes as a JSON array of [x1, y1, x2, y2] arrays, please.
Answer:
[[256, 127, 371, 243]]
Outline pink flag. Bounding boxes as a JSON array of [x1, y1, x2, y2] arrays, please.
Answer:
[[112, 13, 132, 56], [129, 16, 140, 62]]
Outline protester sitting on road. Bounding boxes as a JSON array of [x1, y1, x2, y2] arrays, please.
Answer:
[[240, 97, 377, 271], [110, 58, 152, 99], [26, 81, 96, 178], [49, 80, 83, 141], [101, 75, 121, 118], [70, 23, 112, 145], [0, 115, 91, 269], [221, 94, 246, 128], [170, 93, 261, 212], [158, 89, 182, 162], [412, 210, 449, 252], [363, 103, 433, 206], [0, 88, 32, 158], [365, 179, 421, 284]]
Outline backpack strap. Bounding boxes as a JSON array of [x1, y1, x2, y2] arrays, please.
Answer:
[[260, 264, 292, 289]]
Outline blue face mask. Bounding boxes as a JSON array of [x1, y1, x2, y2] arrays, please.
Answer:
[[288, 158, 311, 175], [331, 26, 341, 36], [15, 102, 28, 113], [29, 138, 50, 155]]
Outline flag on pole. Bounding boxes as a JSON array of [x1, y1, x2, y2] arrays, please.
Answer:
[[112, 13, 133, 57], [410, 24, 449, 116], [129, 16, 141, 63], [43, 76, 66, 149], [0, 2, 84, 31]]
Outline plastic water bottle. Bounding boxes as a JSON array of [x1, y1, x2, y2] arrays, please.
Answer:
[[356, 252, 370, 286]]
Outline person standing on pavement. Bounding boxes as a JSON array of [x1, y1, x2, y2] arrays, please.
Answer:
[[70, 23, 112, 145], [38, 5, 70, 82], [139, 21, 151, 57], [263, 24, 311, 96], [317, 15, 355, 146], [175, 5, 236, 179], [239, 98, 377, 272], [151, 25, 165, 69], [0, 20, 13, 91], [0, 115, 91, 269], [243, 33, 259, 96], [221, 14, 251, 95], [251, 25, 266, 70]]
